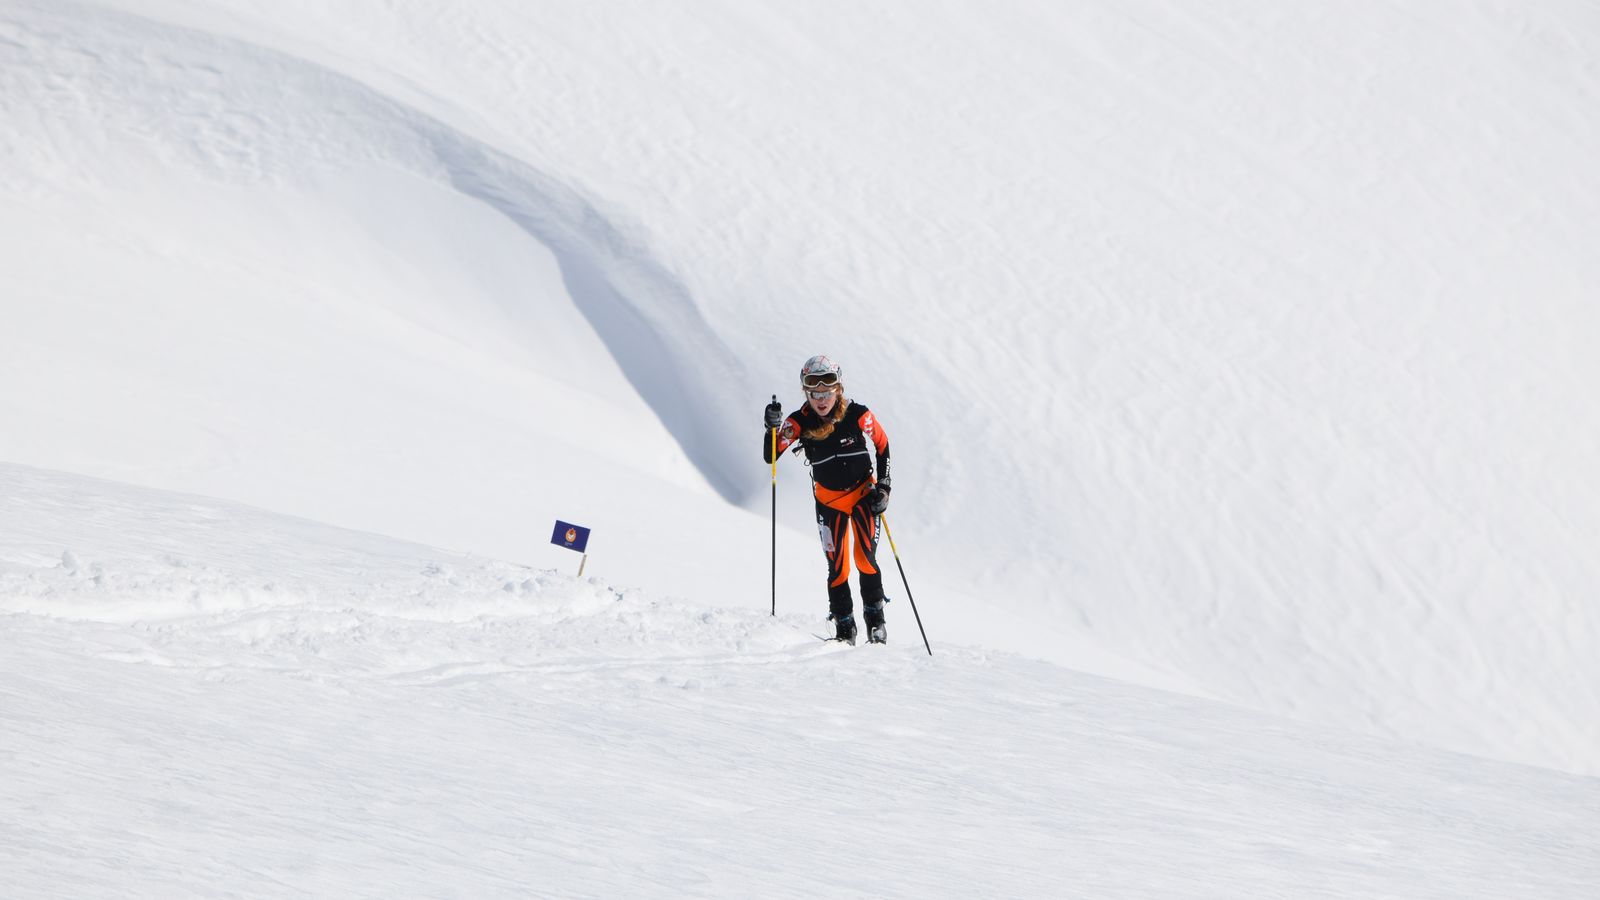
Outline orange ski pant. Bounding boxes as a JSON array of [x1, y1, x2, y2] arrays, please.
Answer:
[[814, 481, 883, 618]]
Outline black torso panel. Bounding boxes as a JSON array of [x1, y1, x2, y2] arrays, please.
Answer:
[[790, 401, 876, 491]]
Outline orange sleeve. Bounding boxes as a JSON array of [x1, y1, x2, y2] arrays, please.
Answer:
[[860, 408, 890, 488], [763, 417, 801, 463], [860, 409, 888, 454], [778, 417, 801, 453]]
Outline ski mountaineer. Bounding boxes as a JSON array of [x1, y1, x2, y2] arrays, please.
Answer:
[[763, 355, 891, 645]]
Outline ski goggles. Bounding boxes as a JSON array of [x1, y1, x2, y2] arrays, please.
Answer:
[[801, 372, 840, 388], [806, 388, 836, 400]]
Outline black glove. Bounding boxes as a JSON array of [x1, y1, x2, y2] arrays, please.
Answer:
[[866, 485, 890, 515], [763, 399, 784, 429]]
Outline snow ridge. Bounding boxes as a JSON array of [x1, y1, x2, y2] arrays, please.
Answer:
[[1, 0, 752, 501]]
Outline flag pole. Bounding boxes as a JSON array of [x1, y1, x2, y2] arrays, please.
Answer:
[[578, 554, 587, 578]]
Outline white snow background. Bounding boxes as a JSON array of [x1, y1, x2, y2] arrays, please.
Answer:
[[2, 1, 1597, 896]]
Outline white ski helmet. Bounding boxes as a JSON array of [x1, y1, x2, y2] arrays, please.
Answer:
[[800, 354, 842, 390]]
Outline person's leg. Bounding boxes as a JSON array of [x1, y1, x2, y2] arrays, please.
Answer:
[[817, 502, 856, 640], [851, 504, 887, 641]]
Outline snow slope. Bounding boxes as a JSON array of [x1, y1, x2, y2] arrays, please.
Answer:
[[4, 464, 1599, 898], [2, 0, 1598, 781]]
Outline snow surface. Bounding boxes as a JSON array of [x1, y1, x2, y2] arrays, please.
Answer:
[[4, 464, 1599, 898], [2, 0, 1599, 892]]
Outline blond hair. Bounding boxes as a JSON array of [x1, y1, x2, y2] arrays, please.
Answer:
[[801, 390, 849, 440]]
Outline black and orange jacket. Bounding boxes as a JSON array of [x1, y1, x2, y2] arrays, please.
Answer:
[[762, 400, 890, 512]]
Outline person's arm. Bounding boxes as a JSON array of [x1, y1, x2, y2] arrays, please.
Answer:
[[762, 401, 800, 463], [860, 408, 890, 489], [860, 409, 891, 515]]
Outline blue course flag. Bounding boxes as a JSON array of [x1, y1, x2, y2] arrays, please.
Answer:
[[551, 520, 591, 554]]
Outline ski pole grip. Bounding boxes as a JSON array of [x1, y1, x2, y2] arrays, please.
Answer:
[[769, 395, 779, 480]]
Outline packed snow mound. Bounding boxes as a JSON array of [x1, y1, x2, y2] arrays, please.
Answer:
[[0, 464, 828, 675]]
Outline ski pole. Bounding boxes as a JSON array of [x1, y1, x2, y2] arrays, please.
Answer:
[[770, 395, 778, 616], [879, 514, 932, 656]]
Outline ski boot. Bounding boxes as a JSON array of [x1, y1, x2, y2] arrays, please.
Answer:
[[830, 613, 857, 646], [864, 599, 888, 644]]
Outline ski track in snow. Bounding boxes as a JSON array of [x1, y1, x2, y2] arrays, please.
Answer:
[[4, 465, 1599, 898]]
